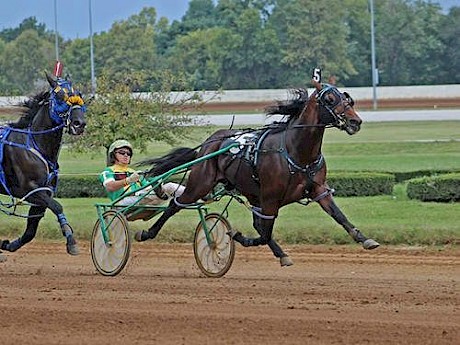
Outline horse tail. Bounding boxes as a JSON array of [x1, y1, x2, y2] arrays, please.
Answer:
[[135, 147, 197, 176]]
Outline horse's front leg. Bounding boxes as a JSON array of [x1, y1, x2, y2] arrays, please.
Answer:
[[315, 191, 379, 249], [1, 205, 45, 253], [27, 191, 79, 255]]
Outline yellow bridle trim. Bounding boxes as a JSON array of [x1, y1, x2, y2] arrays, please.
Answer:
[[66, 95, 84, 106]]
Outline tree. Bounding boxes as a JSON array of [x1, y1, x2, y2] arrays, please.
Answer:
[[0, 29, 54, 94], [92, 8, 159, 91], [439, 7, 460, 83], [375, 0, 444, 85], [269, 0, 357, 86], [71, 70, 202, 153], [0, 17, 51, 43]]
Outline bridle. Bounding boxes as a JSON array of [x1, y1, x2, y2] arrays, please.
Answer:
[[316, 84, 355, 129], [48, 81, 86, 134]]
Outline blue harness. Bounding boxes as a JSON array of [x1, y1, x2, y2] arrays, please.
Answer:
[[0, 78, 86, 201]]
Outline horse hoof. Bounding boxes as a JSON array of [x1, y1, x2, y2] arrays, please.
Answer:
[[226, 228, 240, 238], [363, 239, 380, 250], [66, 243, 79, 256], [134, 231, 150, 242], [280, 256, 294, 267]]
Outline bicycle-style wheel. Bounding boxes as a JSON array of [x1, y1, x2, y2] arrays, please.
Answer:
[[91, 210, 130, 276], [194, 213, 235, 278]]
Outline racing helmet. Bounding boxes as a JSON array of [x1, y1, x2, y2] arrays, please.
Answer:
[[107, 139, 133, 165]]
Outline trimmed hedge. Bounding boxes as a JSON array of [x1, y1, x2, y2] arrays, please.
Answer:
[[393, 170, 460, 183], [327, 172, 395, 197], [406, 173, 460, 202], [55, 172, 395, 198], [55, 175, 105, 198]]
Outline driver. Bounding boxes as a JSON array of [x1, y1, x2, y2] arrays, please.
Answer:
[[99, 139, 185, 206]]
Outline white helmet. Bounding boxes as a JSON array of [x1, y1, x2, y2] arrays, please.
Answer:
[[107, 139, 133, 165]]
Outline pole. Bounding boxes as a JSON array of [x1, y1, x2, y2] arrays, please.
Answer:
[[370, 0, 377, 110], [54, 0, 59, 60], [89, 0, 96, 94]]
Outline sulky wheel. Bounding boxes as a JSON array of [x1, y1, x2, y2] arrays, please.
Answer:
[[193, 213, 235, 278], [91, 210, 130, 276]]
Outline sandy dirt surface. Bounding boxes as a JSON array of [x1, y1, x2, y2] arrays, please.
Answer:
[[0, 241, 458, 345]]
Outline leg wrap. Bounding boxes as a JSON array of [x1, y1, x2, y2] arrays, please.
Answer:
[[2, 238, 23, 252], [57, 213, 69, 226]]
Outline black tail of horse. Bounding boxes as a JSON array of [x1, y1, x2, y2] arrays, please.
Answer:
[[135, 147, 197, 176]]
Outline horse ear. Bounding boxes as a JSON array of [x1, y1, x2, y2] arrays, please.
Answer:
[[311, 68, 322, 91], [45, 72, 57, 89]]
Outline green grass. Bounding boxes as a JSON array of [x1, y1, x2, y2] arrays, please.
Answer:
[[0, 121, 459, 246], [58, 121, 460, 174]]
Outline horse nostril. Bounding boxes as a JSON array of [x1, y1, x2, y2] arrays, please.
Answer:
[[72, 120, 86, 128], [350, 118, 362, 126]]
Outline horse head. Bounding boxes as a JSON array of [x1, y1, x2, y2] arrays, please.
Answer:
[[46, 73, 87, 135], [311, 73, 362, 135]]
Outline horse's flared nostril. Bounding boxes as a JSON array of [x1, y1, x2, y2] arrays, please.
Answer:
[[349, 118, 362, 127]]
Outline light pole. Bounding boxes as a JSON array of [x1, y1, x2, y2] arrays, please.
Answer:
[[54, 0, 59, 61], [89, 0, 96, 94], [370, 0, 377, 110]]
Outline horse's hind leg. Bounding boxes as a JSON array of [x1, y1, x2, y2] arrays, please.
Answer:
[[1, 206, 45, 253], [231, 214, 292, 265], [252, 214, 293, 266], [135, 199, 183, 242], [316, 193, 379, 249]]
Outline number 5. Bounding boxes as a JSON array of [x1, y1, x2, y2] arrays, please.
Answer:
[[312, 68, 322, 83]]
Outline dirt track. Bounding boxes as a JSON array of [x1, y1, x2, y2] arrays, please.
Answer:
[[0, 241, 458, 345]]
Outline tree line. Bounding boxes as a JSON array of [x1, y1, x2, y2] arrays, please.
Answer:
[[0, 0, 459, 95]]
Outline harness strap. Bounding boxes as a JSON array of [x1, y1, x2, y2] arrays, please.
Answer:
[[251, 206, 276, 220]]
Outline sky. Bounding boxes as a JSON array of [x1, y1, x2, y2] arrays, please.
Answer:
[[0, 0, 458, 40], [0, 0, 190, 39]]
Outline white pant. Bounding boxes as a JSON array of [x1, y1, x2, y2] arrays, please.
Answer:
[[118, 182, 185, 206]]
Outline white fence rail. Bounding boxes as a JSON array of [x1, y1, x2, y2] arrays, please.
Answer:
[[1, 84, 459, 107]]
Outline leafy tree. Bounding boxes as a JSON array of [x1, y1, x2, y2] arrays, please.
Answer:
[[342, 0, 373, 87], [92, 8, 159, 91], [60, 38, 92, 92], [181, 0, 217, 32], [72, 70, 202, 153], [168, 27, 237, 89], [0, 30, 54, 94], [439, 7, 460, 83], [0, 17, 51, 43], [220, 7, 282, 89], [269, 0, 357, 86], [375, 0, 444, 85]]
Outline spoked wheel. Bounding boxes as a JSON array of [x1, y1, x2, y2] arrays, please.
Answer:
[[91, 210, 130, 276], [194, 213, 235, 278]]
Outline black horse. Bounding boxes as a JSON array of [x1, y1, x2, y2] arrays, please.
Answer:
[[135, 71, 379, 266], [0, 74, 86, 261]]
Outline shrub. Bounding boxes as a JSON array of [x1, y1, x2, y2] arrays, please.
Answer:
[[406, 173, 460, 202], [55, 172, 396, 198], [327, 172, 395, 197], [56, 175, 105, 198]]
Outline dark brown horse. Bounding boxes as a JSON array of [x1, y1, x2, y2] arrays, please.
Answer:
[[0, 74, 86, 262], [135, 71, 379, 266]]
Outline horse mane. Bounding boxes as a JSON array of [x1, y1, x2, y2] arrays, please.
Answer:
[[8, 91, 49, 129], [264, 88, 309, 123]]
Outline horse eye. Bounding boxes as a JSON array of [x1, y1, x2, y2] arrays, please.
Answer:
[[326, 95, 335, 105]]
